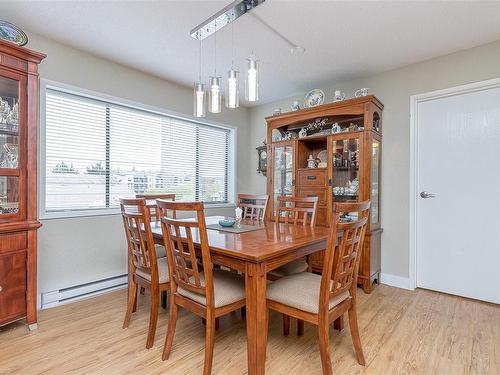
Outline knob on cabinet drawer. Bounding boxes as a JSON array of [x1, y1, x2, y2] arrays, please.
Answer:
[[0, 285, 3, 293]]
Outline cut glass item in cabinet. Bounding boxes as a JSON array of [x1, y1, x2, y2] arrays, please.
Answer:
[[0, 176, 19, 214], [0, 76, 19, 133], [332, 138, 359, 202], [371, 140, 380, 224], [0, 134, 18, 168]]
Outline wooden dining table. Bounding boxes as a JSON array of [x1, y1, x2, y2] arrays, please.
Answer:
[[150, 215, 330, 375]]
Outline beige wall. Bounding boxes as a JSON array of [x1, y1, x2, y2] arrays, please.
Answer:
[[247, 39, 500, 280], [27, 32, 250, 295]]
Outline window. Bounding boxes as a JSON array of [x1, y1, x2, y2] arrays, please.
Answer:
[[43, 86, 234, 216]]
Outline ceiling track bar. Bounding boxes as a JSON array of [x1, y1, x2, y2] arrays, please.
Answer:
[[190, 0, 266, 40]]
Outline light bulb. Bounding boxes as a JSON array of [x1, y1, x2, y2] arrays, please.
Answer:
[[193, 82, 206, 118], [245, 57, 259, 102], [209, 76, 222, 113], [225, 68, 239, 108]]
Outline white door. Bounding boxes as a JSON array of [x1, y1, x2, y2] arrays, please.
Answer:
[[416, 83, 500, 304]]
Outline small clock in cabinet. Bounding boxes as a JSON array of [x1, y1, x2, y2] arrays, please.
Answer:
[[256, 141, 267, 176]]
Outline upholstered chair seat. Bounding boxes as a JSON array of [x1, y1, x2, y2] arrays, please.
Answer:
[[177, 269, 246, 308], [135, 257, 170, 284], [268, 258, 308, 278], [267, 272, 349, 314]]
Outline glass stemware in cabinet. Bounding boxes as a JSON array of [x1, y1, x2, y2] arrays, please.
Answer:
[[0, 176, 19, 214]]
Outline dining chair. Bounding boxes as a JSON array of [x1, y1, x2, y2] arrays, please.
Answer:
[[136, 193, 176, 222], [270, 195, 319, 335], [269, 195, 319, 278], [158, 200, 246, 375], [266, 201, 371, 375], [136, 193, 176, 307], [237, 193, 269, 221], [120, 198, 170, 349]]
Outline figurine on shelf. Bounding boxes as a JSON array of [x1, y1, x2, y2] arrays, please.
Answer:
[[333, 90, 346, 102], [298, 127, 307, 138], [291, 100, 300, 111], [307, 154, 317, 169], [332, 122, 341, 134]]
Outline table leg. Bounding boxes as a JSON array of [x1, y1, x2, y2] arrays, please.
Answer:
[[245, 263, 268, 375]]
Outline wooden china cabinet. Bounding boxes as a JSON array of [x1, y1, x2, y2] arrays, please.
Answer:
[[0, 40, 45, 329], [265, 95, 383, 293]]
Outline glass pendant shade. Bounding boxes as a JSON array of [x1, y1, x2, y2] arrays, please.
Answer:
[[208, 76, 222, 113], [193, 82, 206, 118], [225, 68, 239, 108], [245, 57, 259, 102]]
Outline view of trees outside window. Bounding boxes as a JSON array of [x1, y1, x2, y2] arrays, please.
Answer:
[[45, 90, 230, 212]]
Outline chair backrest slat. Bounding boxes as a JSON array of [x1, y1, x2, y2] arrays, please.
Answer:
[[158, 201, 214, 304], [320, 200, 370, 311], [237, 194, 269, 220], [136, 193, 176, 222], [120, 198, 159, 282], [276, 196, 319, 227]]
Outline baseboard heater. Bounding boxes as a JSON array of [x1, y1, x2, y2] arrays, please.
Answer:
[[41, 274, 128, 309]]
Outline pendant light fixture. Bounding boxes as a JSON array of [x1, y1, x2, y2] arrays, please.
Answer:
[[245, 54, 259, 102], [226, 11, 239, 109], [193, 35, 206, 118], [208, 19, 222, 114]]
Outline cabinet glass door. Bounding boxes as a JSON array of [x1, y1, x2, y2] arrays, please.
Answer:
[[0, 75, 20, 215], [273, 142, 294, 214], [371, 139, 381, 225], [332, 137, 360, 221]]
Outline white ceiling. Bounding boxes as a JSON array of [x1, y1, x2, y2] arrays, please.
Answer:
[[1, 1, 500, 106]]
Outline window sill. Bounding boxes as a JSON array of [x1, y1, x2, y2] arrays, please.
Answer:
[[40, 203, 236, 220]]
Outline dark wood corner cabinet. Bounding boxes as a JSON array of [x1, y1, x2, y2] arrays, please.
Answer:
[[0, 40, 45, 329], [265, 95, 383, 293]]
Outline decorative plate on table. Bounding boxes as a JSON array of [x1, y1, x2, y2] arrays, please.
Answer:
[[0, 21, 28, 46], [303, 89, 325, 108]]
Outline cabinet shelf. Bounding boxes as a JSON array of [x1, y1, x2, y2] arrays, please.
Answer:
[[333, 166, 358, 171], [0, 168, 20, 176], [0, 129, 18, 136]]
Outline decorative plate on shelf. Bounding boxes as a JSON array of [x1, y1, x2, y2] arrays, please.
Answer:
[[317, 150, 327, 163], [303, 89, 325, 108], [0, 21, 28, 46]]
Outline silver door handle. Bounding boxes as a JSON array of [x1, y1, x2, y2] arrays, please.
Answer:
[[420, 191, 436, 199]]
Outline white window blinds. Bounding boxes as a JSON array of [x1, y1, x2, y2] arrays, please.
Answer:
[[45, 88, 232, 213]]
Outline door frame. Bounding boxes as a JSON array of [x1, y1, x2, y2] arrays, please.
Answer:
[[409, 76, 500, 290]]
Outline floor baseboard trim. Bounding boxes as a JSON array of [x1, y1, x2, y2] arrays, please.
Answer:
[[380, 273, 413, 290]]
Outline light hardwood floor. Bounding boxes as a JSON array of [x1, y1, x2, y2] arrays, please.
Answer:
[[0, 285, 498, 374]]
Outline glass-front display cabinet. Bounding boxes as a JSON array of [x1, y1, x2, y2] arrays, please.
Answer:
[[266, 96, 383, 293], [0, 40, 45, 330]]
